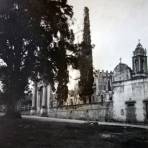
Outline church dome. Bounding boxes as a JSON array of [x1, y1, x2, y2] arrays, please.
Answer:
[[114, 63, 131, 73], [113, 63, 132, 82], [133, 42, 146, 56]]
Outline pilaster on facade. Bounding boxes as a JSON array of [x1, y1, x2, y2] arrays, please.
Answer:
[[36, 88, 41, 114], [40, 83, 48, 116], [30, 81, 37, 115], [30, 80, 52, 116]]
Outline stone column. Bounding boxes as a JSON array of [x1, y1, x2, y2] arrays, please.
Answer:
[[36, 88, 41, 114], [30, 81, 37, 114], [40, 84, 48, 116], [47, 85, 51, 113]]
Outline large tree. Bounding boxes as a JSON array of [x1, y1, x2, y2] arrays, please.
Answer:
[[32, 0, 77, 106], [0, 0, 76, 117], [78, 7, 94, 103], [54, 31, 77, 106]]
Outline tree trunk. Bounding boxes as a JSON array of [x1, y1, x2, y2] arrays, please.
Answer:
[[4, 96, 21, 119], [4, 104, 21, 119]]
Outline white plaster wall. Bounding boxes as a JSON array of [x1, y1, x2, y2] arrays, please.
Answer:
[[113, 78, 148, 122], [113, 84, 126, 121]]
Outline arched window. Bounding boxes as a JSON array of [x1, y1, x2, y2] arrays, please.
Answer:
[[135, 59, 138, 73], [141, 59, 144, 72]]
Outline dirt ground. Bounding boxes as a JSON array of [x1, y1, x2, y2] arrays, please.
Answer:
[[0, 117, 148, 148]]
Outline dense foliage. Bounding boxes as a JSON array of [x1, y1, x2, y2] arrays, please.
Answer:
[[78, 7, 94, 103], [0, 0, 76, 116]]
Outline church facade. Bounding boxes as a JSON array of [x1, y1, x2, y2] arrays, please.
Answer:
[[30, 80, 54, 116], [112, 42, 148, 123]]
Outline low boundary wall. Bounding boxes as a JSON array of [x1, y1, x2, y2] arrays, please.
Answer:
[[21, 102, 113, 121], [48, 103, 113, 121]]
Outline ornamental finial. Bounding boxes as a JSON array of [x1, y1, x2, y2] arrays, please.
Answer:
[[119, 57, 122, 63]]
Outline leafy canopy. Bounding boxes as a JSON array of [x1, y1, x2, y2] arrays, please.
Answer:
[[0, 0, 77, 106]]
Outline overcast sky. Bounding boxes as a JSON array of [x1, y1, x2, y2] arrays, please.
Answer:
[[68, 0, 148, 71]]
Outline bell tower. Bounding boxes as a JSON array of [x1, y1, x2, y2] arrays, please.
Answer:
[[132, 41, 147, 77]]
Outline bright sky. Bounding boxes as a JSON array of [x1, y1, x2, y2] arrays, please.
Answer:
[[68, 0, 148, 71]]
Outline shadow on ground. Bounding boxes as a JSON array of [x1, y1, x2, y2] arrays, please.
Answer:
[[0, 117, 148, 148]]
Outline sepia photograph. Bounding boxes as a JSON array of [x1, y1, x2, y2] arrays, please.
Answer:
[[0, 0, 148, 147]]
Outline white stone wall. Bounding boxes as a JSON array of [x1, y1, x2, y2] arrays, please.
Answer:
[[48, 103, 113, 121], [113, 78, 148, 122]]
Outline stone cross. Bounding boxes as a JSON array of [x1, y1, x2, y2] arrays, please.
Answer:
[[120, 58, 122, 63]]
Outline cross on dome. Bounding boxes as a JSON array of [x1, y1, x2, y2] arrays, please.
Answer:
[[119, 58, 122, 63]]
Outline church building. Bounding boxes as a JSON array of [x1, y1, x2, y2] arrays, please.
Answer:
[[112, 42, 148, 123]]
